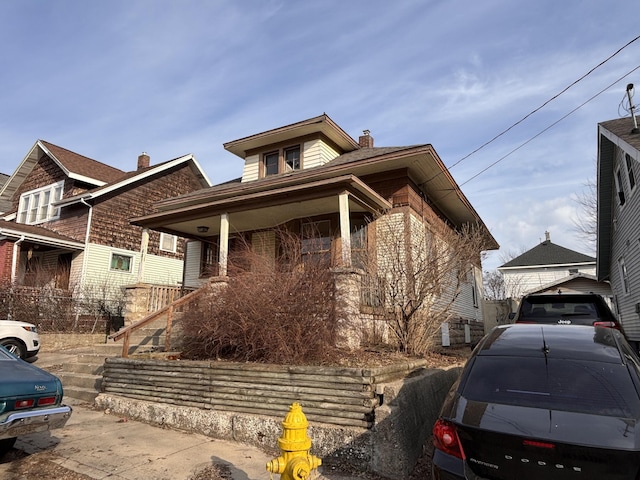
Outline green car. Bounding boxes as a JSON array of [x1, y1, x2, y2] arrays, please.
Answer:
[[0, 345, 72, 454]]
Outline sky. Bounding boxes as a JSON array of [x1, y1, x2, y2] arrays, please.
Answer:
[[1, 0, 639, 272]]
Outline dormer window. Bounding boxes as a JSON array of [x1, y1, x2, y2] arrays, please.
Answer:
[[261, 145, 301, 177], [18, 181, 64, 224]]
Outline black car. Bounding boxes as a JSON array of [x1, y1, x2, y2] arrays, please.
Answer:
[[512, 292, 622, 331], [431, 324, 640, 479]]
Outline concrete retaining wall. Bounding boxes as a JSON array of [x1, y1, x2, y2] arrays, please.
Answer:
[[95, 360, 461, 478]]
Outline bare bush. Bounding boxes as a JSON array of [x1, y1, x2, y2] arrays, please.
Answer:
[[179, 231, 339, 364], [363, 212, 487, 355]]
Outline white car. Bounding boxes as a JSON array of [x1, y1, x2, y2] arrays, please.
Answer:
[[0, 320, 40, 359]]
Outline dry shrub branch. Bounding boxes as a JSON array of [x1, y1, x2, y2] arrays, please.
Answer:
[[179, 230, 339, 364], [365, 213, 486, 355]]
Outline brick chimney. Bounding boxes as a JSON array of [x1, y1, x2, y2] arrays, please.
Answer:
[[359, 130, 374, 148], [137, 152, 150, 170]]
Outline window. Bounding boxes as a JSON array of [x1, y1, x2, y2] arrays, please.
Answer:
[[626, 153, 636, 191], [264, 151, 279, 176], [463, 356, 639, 417], [618, 257, 630, 294], [200, 241, 218, 277], [471, 273, 478, 308], [18, 181, 64, 224], [615, 168, 626, 206], [262, 145, 301, 177], [160, 233, 177, 253], [284, 146, 300, 172], [110, 253, 133, 273], [301, 220, 332, 264]]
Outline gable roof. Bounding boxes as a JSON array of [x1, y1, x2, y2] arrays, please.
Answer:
[[39, 141, 125, 184], [56, 154, 211, 208], [0, 140, 126, 213], [500, 238, 595, 269]]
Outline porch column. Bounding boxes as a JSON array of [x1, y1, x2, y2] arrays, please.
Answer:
[[219, 213, 229, 276], [339, 191, 352, 267], [137, 228, 149, 283]]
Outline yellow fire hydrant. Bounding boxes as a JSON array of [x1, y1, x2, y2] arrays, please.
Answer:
[[266, 402, 322, 480]]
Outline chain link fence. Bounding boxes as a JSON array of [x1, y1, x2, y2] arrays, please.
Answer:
[[0, 285, 125, 334]]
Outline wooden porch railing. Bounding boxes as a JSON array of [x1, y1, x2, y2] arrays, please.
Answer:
[[109, 285, 209, 358]]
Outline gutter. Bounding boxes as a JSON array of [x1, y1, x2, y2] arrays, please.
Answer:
[[79, 198, 93, 289], [11, 235, 25, 284]]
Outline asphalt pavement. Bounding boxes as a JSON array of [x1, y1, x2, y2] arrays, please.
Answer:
[[0, 351, 381, 480]]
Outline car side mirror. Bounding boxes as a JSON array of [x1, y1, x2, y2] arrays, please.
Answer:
[[508, 312, 515, 320]]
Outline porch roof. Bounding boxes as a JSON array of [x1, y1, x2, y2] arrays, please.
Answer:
[[131, 174, 391, 237], [0, 220, 85, 250]]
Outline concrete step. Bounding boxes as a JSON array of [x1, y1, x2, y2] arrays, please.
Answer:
[[62, 385, 101, 404]]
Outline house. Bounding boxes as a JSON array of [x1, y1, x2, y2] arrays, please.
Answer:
[[597, 115, 640, 349], [0, 140, 211, 299], [497, 231, 609, 300], [131, 114, 498, 347]]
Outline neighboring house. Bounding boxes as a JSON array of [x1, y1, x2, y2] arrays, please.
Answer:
[[498, 231, 609, 300], [131, 114, 498, 346], [0, 140, 211, 298], [597, 116, 640, 348]]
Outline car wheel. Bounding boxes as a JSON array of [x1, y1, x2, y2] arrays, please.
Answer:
[[0, 339, 26, 359], [0, 437, 17, 456]]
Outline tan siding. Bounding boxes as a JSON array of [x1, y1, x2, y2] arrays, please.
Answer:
[[241, 154, 260, 183], [303, 139, 339, 169]]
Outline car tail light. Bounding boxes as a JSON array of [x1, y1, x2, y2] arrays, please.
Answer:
[[523, 439, 556, 449], [15, 399, 35, 409], [593, 321, 620, 330], [433, 419, 465, 459], [38, 396, 57, 406]]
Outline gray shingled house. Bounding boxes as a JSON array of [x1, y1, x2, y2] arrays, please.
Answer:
[[597, 115, 640, 349]]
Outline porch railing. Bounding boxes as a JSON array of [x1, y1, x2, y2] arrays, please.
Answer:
[[109, 285, 208, 358]]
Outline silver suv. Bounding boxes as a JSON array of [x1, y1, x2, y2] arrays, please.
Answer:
[[0, 320, 40, 359]]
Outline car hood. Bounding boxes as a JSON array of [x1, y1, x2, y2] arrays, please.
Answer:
[[0, 319, 37, 328]]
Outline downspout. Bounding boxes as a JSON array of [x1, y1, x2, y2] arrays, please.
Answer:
[[10, 235, 25, 284], [79, 198, 93, 290]]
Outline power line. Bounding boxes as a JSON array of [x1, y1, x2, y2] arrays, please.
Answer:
[[459, 63, 640, 187], [446, 33, 640, 171]]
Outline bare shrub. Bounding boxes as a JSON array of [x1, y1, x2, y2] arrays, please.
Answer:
[[179, 231, 339, 364], [363, 212, 487, 355]]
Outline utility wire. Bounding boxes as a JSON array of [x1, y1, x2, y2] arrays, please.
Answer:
[[445, 34, 640, 172], [459, 63, 640, 187]]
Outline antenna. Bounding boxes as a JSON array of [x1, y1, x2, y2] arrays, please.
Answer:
[[626, 84, 639, 134]]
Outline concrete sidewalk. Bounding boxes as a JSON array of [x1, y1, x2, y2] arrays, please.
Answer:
[[4, 398, 380, 480], [3, 351, 382, 480]]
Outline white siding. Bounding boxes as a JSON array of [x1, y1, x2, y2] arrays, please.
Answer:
[[502, 264, 596, 298], [241, 154, 260, 182], [80, 243, 183, 296], [183, 240, 208, 289], [303, 139, 340, 169]]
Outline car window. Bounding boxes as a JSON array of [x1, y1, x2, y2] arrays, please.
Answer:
[[462, 356, 640, 417], [520, 299, 598, 318]]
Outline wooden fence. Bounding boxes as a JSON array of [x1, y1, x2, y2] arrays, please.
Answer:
[[101, 357, 429, 429]]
